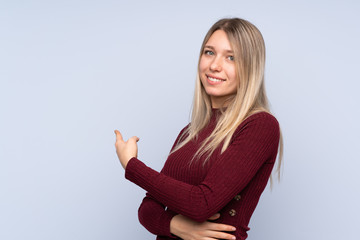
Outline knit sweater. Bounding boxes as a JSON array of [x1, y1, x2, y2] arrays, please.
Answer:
[[125, 111, 280, 240]]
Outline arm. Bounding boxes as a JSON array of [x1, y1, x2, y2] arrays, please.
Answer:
[[138, 192, 177, 238], [115, 113, 279, 222], [136, 126, 189, 237], [139, 195, 237, 240], [122, 113, 279, 222], [135, 125, 237, 239]]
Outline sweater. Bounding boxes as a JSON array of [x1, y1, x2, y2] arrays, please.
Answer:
[[125, 111, 280, 240]]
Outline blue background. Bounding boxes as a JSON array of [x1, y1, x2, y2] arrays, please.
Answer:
[[1, 0, 359, 239]]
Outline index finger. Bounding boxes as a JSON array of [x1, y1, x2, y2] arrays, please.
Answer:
[[128, 136, 140, 143], [207, 222, 236, 232]]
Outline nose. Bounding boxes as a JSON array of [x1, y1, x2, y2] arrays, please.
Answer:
[[210, 57, 222, 72]]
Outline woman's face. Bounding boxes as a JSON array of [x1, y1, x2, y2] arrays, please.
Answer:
[[199, 30, 237, 108]]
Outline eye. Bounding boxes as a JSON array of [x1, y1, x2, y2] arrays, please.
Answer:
[[204, 50, 214, 56], [227, 55, 234, 61]]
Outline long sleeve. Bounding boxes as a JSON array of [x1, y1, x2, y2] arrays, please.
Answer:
[[126, 113, 280, 222], [138, 192, 177, 238], [136, 125, 189, 237]]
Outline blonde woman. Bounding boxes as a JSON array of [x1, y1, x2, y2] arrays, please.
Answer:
[[115, 18, 283, 240]]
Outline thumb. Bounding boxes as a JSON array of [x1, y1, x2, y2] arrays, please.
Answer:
[[114, 130, 124, 141], [208, 213, 221, 221]]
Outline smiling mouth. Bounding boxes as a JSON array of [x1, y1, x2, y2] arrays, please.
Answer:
[[206, 74, 226, 83]]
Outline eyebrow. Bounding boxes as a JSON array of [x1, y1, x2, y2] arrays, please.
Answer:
[[204, 45, 234, 53]]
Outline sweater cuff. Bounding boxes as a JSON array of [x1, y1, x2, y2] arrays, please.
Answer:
[[125, 157, 149, 184]]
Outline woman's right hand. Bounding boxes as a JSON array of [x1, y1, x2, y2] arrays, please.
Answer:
[[170, 213, 236, 240]]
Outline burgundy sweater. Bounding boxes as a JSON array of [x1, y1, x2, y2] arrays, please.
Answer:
[[125, 111, 280, 240]]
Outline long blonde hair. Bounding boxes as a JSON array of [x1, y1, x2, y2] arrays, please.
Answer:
[[172, 18, 283, 180]]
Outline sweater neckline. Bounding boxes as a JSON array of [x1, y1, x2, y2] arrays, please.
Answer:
[[210, 108, 222, 124]]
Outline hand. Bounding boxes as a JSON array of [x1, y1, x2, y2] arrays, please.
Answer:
[[170, 213, 236, 240], [114, 130, 139, 169]]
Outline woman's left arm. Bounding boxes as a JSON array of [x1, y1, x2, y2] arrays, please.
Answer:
[[115, 113, 280, 222]]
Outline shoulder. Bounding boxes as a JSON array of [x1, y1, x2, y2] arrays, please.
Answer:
[[232, 111, 280, 142], [178, 123, 190, 137], [244, 111, 279, 128], [171, 123, 190, 147]]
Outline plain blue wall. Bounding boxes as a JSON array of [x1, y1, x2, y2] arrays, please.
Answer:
[[1, 0, 359, 239]]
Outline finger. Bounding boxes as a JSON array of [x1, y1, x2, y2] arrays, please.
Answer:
[[208, 213, 220, 220], [114, 130, 123, 141], [129, 136, 140, 143], [206, 230, 236, 240], [206, 222, 236, 232]]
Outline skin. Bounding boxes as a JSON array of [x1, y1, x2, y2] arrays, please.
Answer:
[[114, 130, 139, 169], [199, 30, 237, 108], [170, 214, 236, 240], [114, 30, 238, 240]]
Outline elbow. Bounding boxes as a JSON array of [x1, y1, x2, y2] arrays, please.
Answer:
[[137, 203, 146, 226]]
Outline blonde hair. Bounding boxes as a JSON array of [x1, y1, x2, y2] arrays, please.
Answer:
[[172, 18, 283, 181]]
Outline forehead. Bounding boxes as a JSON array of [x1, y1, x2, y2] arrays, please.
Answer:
[[205, 30, 232, 50]]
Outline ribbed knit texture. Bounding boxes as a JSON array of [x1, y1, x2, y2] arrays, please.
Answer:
[[125, 111, 280, 240]]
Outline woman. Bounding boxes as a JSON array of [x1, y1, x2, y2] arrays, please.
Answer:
[[115, 18, 283, 240]]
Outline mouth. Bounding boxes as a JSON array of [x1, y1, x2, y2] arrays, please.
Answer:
[[206, 74, 226, 84]]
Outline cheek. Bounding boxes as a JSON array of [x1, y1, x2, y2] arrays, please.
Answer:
[[226, 66, 238, 91], [227, 66, 237, 82], [199, 57, 208, 73]]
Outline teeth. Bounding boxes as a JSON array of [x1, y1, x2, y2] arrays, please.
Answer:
[[208, 76, 224, 82]]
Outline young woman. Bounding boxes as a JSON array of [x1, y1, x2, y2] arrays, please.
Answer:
[[115, 18, 283, 240]]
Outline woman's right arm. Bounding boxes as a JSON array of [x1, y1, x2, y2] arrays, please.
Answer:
[[139, 193, 236, 240], [125, 114, 279, 222], [137, 125, 236, 239]]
